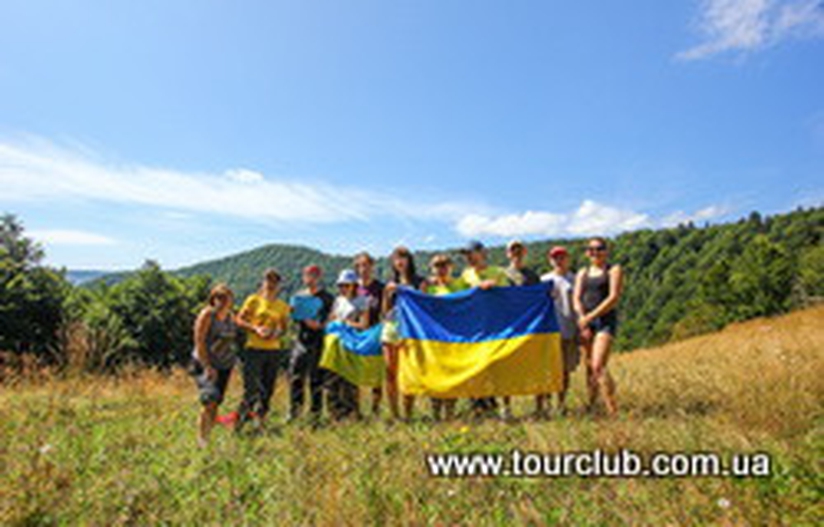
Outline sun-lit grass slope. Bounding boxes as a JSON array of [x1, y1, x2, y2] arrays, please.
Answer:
[[1, 306, 822, 525]]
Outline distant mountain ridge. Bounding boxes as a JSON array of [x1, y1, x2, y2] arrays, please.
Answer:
[[91, 206, 824, 352], [65, 269, 109, 285]]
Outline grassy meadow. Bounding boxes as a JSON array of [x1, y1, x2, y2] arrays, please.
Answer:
[[1, 306, 822, 526]]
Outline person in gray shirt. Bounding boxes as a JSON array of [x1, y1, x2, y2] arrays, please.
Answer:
[[538, 246, 580, 417]]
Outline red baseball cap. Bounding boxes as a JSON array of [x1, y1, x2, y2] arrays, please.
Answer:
[[303, 265, 322, 276], [549, 246, 569, 258]]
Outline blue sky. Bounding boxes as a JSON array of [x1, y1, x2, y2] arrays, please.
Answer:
[[1, 0, 822, 270]]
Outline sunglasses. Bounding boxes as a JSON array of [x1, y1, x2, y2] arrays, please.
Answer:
[[588, 245, 607, 252]]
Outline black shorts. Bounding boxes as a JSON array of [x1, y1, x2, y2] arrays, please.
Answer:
[[191, 361, 233, 406], [588, 311, 618, 336]]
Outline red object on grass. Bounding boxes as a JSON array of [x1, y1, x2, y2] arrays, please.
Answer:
[[216, 411, 239, 427]]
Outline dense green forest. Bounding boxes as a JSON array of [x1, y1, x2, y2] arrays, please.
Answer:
[[1, 207, 822, 371]]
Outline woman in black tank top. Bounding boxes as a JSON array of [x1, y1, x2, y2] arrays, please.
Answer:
[[574, 237, 623, 417]]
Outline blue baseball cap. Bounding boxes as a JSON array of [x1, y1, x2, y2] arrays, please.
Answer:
[[460, 240, 486, 254]]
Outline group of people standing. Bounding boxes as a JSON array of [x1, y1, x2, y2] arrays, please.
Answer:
[[190, 237, 623, 446]]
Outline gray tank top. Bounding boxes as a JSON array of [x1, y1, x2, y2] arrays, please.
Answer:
[[582, 265, 611, 313], [193, 310, 238, 369]]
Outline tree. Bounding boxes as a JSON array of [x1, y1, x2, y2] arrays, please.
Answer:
[[794, 245, 824, 305], [0, 214, 68, 356], [728, 235, 794, 320], [102, 261, 210, 367]]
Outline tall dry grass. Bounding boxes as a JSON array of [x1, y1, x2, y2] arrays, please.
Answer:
[[1, 306, 822, 525]]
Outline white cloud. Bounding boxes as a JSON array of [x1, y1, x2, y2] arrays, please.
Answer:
[[456, 200, 651, 238], [567, 200, 650, 235], [457, 211, 566, 238], [28, 229, 117, 246], [677, 0, 824, 60], [455, 200, 728, 239], [0, 138, 481, 225], [662, 204, 730, 226], [1, 137, 739, 248]]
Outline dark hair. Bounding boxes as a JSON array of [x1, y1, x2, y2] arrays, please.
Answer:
[[259, 268, 282, 295], [391, 246, 419, 285], [353, 251, 375, 265]]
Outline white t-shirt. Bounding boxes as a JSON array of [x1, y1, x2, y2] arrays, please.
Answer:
[[331, 295, 368, 323], [541, 271, 577, 340]]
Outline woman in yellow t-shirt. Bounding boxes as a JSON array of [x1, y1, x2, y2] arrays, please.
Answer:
[[235, 268, 291, 430]]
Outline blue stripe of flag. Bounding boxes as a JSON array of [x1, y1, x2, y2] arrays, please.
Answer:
[[397, 282, 558, 343]]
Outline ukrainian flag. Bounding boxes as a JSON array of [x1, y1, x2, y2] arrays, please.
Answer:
[[319, 321, 385, 388], [397, 283, 563, 398]]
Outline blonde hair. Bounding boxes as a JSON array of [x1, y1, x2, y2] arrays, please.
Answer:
[[429, 253, 453, 269], [208, 283, 234, 307]]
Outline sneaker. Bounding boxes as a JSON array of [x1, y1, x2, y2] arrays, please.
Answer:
[[216, 411, 239, 428]]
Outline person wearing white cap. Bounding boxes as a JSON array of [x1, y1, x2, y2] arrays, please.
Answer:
[[325, 268, 370, 420], [331, 269, 370, 328]]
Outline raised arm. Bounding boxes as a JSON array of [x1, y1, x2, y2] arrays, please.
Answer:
[[381, 283, 396, 317], [418, 278, 429, 292]]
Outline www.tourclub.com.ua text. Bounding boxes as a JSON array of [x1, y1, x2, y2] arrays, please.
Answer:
[[426, 449, 772, 478]]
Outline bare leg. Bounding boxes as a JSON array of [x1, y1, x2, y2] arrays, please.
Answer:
[[580, 335, 598, 411], [591, 332, 617, 416], [371, 387, 382, 417], [352, 386, 362, 420], [534, 395, 546, 417], [198, 402, 218, 447], [431, 398, 442, 421], [403, 395, 415, 420], [557, 371, 570, 415], [501, 396, 513, 420], [444, 400, 456, 421], [384, 344, 400, 419]]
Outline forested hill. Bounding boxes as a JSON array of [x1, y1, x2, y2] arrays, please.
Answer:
[[175, 245, 353, 298], [166, 206, 823, 352]]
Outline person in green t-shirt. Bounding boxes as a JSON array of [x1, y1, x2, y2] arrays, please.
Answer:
[[458, 240, 507, 418], [426, 253, 466, 296], [458, 240, 509, 290]]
